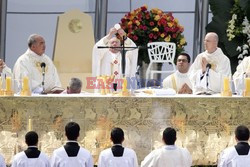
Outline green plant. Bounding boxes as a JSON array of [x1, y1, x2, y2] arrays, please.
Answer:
[[207, 0, 250, 72]]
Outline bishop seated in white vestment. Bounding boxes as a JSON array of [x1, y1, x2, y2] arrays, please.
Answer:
[[189, 32, 231, 94], [98, 127, 138, 167], [92, 24, 138, 90], [11, 131, 50, 167], [163, 53, 192, 94], [141, 127, 192, 167], [218, 125, 250, 167], [50, 122, 93, 167], [13, 34, 61, 94]]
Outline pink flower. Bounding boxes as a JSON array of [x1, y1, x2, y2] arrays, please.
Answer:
[[149, 21, 155, 26], [133, 35, 138, 41], [149, 33, 154, 39]]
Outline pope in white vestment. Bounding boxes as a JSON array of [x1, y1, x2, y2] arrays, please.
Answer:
[[233, 56, 250, 94], [13, 34, 61, 93], [189, 33, 231, 93], [92, 25, 138, 90], [163, 53, 192, 94], [98, 146, 138, 167]]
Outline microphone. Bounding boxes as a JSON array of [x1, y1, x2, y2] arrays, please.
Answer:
[[206, 63, 211, 70], [40, 62, 46, 94], [40, 62, 46, 72]]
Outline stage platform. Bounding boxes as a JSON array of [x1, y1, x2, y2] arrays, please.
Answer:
[[0, 94, 248, 165]]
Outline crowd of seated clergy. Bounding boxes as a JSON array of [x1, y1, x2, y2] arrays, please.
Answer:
[[0, 124, 248, 166], [1, 28, 250, 95]]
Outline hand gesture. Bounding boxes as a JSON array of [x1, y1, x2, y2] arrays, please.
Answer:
[[107, 27, 117, 40], [201, 57, 208, 73], [178, 83, 192, 94]]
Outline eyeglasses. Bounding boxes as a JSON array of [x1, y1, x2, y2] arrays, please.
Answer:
[[177, 59, 188, 63]]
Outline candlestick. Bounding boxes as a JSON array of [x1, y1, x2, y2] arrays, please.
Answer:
[[223, 77, 230, 91], [20, 76, 31, 96], [4, 76, 13, 96], [243, 78, 250, 96], [28, 118, 32, 131], [122, 77, 127, 92], [5, 77, 11, 91], [0, 77, 3, 95], [245, 78, 250, 92], [22, 76, 29, 91], [221, 77, 232, 97]]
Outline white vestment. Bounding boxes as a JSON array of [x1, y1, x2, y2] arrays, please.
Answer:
[[189, 48, 231, 93], [13, 49, 61, 93], [98, 147, 138, 167], [50, 146, 93, 167], [162, 71, 192, 92], [1, 66, 12, 77], [218, 146, 250, 167], [92, 35, 138, 78], [141, 145, 192, 167], [11, 151, 50, 167], [233, 56, 250, 94], [0, 154, 6, 167]]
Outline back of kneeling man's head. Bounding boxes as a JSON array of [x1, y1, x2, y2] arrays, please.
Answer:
[[111, 127, 124, 144], [65, 122, 80, 141], [163, 127, 177, 145], [25, 131, 38, 146], [235, 125, 250, 141]]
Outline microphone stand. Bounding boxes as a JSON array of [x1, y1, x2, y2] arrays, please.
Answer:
[[41, 65, 47, 95], [205, 64, 212, 95]]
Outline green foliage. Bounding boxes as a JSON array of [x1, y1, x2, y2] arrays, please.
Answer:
[[207, 0, 250, 72]]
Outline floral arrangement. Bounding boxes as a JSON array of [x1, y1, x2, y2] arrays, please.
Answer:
[[119, 5, 187, 64], [226, 0, 250, 64]]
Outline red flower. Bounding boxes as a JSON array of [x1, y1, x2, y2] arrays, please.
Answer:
[[149, 21, 155, 26], [133, 35, 138, 41], [141, 6, 147, 12], [119, 6, 186, 63], [149, 33, 154, 39]]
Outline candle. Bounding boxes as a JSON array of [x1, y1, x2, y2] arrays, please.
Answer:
[[122, 78, 127, 91], [28, 118, 32, 131], [5, 77, 11, 91], [22, 76, 29, 91], [0, 76, 2, 90], [223, 77, 230, 91], [245, 78, 250, 92]]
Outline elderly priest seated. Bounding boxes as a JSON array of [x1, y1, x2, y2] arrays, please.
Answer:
[[13, 34, 62, 94]]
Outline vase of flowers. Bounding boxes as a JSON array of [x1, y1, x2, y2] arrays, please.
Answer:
[[119, 5, 187, 85]]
